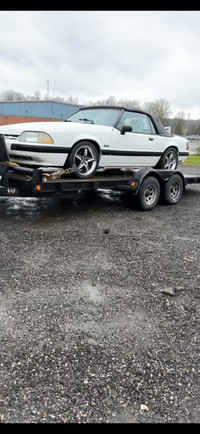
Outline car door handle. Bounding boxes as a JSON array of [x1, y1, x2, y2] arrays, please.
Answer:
[[149, 137, 154, 141]]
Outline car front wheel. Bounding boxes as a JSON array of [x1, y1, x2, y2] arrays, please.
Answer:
[[68, 141, 99, 178], [157, 148, 178, 170]]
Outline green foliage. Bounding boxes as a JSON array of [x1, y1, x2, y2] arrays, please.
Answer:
[[184, 155, 200, 165]]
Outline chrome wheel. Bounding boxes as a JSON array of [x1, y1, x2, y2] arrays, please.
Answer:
[[68, 142, 99, 178], [74, 146, 96, 176], [163, 150, 177, 170]]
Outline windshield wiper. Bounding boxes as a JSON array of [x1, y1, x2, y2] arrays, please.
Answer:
[[79, 118, 94, 124]]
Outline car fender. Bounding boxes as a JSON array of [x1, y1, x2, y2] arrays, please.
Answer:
[[70, 133, 102, 150], [63, 133, 104, 168], [68, 128, 114, 155], [164, 140, 179, 150], [165, 134, 188, 151]]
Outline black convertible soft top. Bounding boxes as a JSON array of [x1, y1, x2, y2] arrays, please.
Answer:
[[71, 105, 172, 137]]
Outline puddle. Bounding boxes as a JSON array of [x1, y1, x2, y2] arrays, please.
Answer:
[[0, 189, 129, 220]]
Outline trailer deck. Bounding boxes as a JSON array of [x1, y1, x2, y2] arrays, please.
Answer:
[[0, 164, 144, 196], [182, 174, 200, 184]]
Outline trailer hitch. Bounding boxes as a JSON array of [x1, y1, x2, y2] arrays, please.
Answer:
[[0, 163, 18, 195]]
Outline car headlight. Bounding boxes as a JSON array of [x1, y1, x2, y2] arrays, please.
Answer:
[[18, 131, 54, 144]]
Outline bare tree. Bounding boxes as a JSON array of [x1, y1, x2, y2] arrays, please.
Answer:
[[52, 96, 65, 103], [0, 89, 25, 101], [90, 96, 117, 106], [84, 96, 141, 109], [195, 120, 200, 135], [172, 110, 186, 135], [186, 119, 197, 136], [116, 98, 141, 110], [65, 95, 79, 105], [143, 98, 172, 122], [26, 90, 41, 101]]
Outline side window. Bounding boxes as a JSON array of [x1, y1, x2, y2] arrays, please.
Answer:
[[117, 112, 156, 135]]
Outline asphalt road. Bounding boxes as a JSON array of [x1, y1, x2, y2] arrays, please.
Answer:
[[0, 165, 199, 423]]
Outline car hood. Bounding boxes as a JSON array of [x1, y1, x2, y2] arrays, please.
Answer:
[[0, 121, 112, 136], [0, 121, 62, 136]]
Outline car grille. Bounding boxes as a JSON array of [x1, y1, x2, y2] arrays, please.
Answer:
[[9, 153, 34, 161]]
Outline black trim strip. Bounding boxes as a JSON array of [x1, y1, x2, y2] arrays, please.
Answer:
[[11, 144, 162, 157], [102, 150, 189, 157], [11, 144, 189, 158], [11, 144, 71, 153], [102, 150, 162, 157]]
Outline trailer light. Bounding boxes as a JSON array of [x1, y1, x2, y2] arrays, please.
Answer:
[[36, 184, 41, 191]]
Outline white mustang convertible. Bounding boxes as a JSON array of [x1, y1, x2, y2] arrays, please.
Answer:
[[0, 106, 189, 178]]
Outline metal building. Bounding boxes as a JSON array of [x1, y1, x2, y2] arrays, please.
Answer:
[[0, 101, 81, 125]]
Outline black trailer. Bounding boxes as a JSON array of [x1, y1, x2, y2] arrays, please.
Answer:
[[0, 134, 199, 211]]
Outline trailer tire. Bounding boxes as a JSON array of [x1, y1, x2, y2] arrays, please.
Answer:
[[163, 174, 183, 205], [137, 176, 160, 211]]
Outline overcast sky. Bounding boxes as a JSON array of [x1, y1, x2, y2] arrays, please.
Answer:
[[0, 10, 200, 119]]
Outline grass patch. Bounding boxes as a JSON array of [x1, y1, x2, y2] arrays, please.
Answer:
[[184, 155, 200, 165]]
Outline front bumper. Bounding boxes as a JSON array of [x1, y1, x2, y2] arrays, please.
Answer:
[[6, 140, 69, 167]]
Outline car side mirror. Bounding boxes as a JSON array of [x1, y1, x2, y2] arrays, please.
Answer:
[[120, 125, 132, 135]]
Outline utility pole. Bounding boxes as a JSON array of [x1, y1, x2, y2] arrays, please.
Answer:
[[185, 113, 190, 136], [47, 80, 49, 100]]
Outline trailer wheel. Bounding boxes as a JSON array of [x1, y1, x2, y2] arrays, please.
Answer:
[[163, 174, 183, 205], [137, 176, 160, 211]]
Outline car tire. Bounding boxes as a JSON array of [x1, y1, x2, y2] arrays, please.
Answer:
[[156, 147, 178, 170], [137, 176, 160, 211], [68, 141, 99, 178], [163, 174, 184, 205]]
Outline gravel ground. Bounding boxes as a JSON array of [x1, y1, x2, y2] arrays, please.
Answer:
[[0, 164, 199, 424]]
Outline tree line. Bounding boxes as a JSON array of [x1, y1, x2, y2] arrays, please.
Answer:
[[0, 89, 199, 136]]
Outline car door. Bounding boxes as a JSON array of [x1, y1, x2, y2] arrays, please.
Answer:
[[110, 111, 162, 167]]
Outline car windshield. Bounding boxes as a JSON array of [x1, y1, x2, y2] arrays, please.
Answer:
[[65, 108, 122, 127]]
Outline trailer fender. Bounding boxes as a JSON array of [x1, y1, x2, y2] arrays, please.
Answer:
[[131, 168, 185, 195]]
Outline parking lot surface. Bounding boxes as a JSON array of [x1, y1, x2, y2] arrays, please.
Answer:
[[0, 165, 199, 423]]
